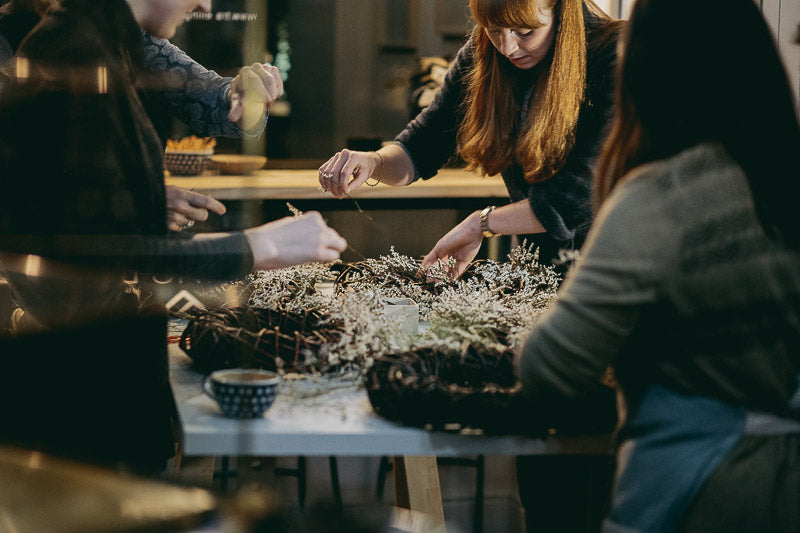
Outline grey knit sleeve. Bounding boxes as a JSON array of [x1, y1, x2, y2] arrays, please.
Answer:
[[517, 167, 674, 400]]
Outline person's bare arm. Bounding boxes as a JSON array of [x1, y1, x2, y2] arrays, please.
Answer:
[[420, 199, 546, 276]]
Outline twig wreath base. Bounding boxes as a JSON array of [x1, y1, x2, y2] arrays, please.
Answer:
[[366, 345, 618, 437], [365, 345, 542, 436], [179, 305, 342, 374]]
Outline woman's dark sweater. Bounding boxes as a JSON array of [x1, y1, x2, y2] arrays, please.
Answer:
[[395, 9, 619, 264]]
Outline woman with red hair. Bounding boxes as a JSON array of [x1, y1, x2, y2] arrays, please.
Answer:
[[320, 0, 623, 278], [321, 1, 625, 530]]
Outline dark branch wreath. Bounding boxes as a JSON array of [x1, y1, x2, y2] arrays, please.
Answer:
[[333, 257, 486, 295], [365, 345, 618, 437], [365, 345, 540, 436], [179, 305, 343, 374]]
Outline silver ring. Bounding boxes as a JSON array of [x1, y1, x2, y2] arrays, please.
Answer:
[[183, 220, 195, 230], [320, 172, 333, 179]]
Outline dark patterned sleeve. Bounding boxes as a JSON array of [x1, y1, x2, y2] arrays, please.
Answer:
[[393, 40, 473, 181], [141, 33, 267, 139], [0, 35, 12, 64], [0, 232, 254, 282]]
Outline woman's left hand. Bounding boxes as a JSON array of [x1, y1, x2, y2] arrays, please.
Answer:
[[420, 211, 484, 277], [165, 185, 227, 231]]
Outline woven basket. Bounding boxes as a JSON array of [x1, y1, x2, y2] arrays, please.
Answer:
[[164, 150, 213, 176]]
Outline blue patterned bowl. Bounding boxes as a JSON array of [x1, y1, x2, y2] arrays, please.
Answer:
[[164, 150, 213, 176], [203, 369, 280, 419]]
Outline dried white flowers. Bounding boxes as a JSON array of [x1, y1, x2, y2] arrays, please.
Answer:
[[245, 242, 561, 377]]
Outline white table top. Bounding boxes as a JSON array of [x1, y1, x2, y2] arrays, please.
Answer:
[[169, 345, 613, 458]]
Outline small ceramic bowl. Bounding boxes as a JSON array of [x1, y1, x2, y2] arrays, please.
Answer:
[[164, 150, 213, 176], [203, 368, 280, 419]]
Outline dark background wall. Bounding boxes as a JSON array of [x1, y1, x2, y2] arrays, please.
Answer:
[[172, 0, 473, 160]]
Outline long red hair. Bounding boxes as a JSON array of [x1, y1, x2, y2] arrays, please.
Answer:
[[459, 0, 610, 183]]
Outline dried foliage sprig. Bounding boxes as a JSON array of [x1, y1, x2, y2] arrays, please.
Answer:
[[421, 241, 561, 351], [334, 248, 491, 319], [246, 262, 334, 313], [315, 289, 413, 376]]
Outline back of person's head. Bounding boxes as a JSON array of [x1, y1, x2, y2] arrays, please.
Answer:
[[1, 0, 56, 16], [596, 0, 800, 245]]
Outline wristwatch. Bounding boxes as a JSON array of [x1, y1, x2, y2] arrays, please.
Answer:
[[480, 205, 500, 238]]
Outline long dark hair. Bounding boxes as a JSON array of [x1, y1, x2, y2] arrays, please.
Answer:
[[595, 0, 800, 246], [0, 0, 56, 16]]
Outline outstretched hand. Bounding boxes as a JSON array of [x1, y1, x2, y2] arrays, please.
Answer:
[[244, 212, 348, 270], [228, 63, 284, 131], [420, 211, 484, 278], [165, 185, 226, 231]]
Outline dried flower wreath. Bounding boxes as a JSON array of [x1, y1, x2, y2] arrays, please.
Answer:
[[179, 243, 561, 375], [365, 344, 545, 436], [174, 243, 614, 435]]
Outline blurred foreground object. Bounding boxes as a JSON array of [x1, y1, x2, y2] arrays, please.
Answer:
[[0, 445, 217, 533]]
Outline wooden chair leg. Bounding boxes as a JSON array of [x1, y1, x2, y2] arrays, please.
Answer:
[[376, 455, 393, 500], [169, 441, 183, 477], [329, 456, 343, 512], [474, 455, 485, 533], [433, 455, 485, 533], [213, 455, 236, 491], [297, 456, 307, 510], [393, 456, 446, 532], [274, 456, 307, 510]]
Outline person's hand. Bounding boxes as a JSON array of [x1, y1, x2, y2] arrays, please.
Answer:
[[420, 211, 484, 278], [244, 212, 347, 269], [228, 63, 283, 131], [318, 149, 382, 198], [165, 185, 227, 231]]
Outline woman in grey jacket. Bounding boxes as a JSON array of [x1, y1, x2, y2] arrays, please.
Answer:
[[517, 0, 800, 530]]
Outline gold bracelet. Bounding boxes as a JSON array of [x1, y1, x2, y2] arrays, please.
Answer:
[[366, 151, 383, 187]]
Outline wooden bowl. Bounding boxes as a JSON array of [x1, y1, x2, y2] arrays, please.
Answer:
[[210, 155, 267, 175]]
